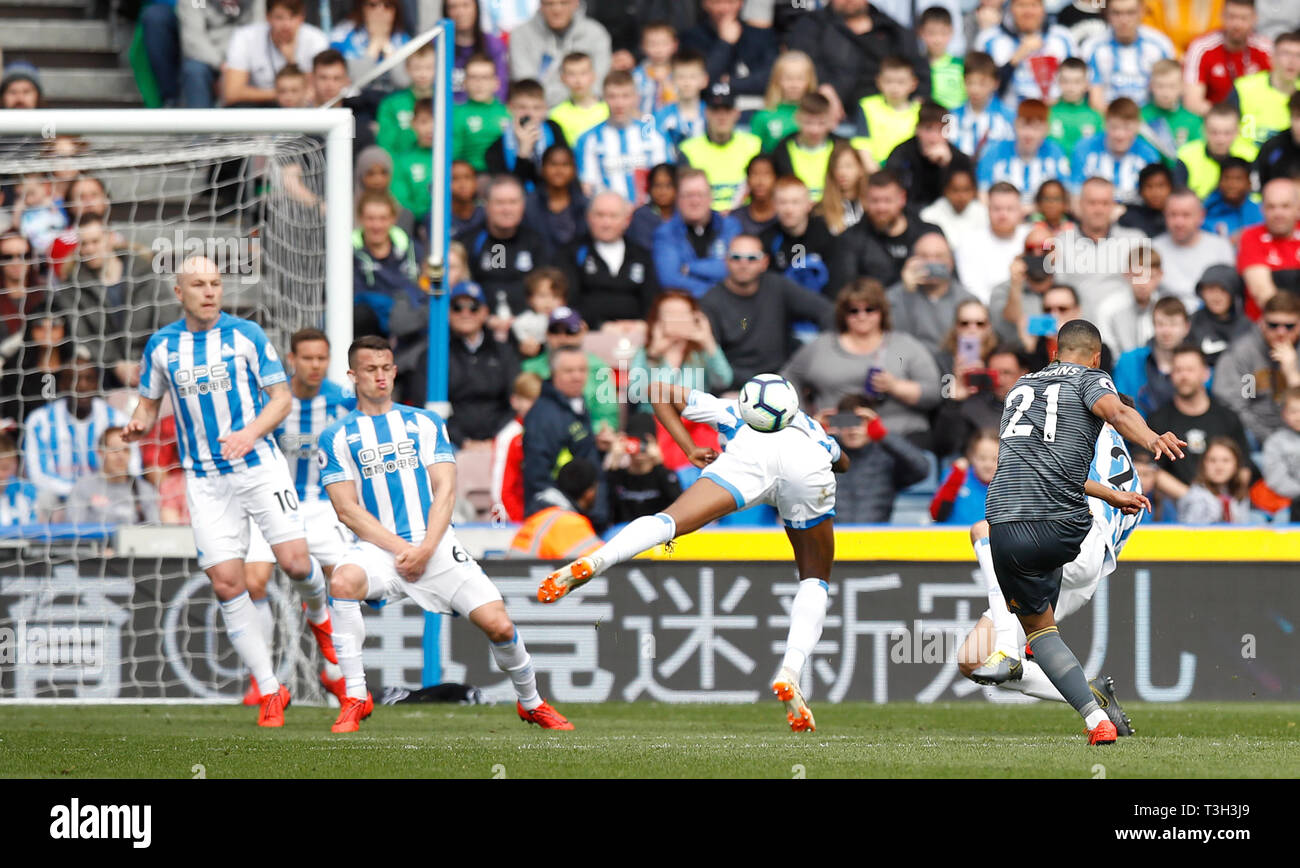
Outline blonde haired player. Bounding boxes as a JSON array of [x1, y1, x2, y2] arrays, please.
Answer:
[[123, 256, 335, 727]]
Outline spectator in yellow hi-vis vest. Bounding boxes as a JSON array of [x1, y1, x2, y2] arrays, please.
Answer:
[[509, 457, 603, 560], [855, 56, 921, 169]]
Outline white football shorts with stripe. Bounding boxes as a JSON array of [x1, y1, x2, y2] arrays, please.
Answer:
[[682, 390, 839, 529], [340, 530, 502, 617], [187, 450, 306, 570], [244, 498, 353, 566]]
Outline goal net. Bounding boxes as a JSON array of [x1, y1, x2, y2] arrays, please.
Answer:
[[0, 116, 356, 703]]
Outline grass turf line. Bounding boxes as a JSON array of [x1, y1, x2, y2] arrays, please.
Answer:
[[2, 702, 1297, 778]]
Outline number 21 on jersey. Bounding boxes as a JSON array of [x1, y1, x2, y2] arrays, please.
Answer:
[[1002, 383, 1062, 443]]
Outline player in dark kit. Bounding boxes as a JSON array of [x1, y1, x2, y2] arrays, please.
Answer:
[[982, 320, 1185, 745]]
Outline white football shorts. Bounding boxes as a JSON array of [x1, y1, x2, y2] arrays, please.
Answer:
[[339, 529, 502, 617], [699, 426, 837, 528], [187, 451, 306, 570]]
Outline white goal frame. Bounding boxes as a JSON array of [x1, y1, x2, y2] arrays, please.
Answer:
[[0, 108, 356, 383]]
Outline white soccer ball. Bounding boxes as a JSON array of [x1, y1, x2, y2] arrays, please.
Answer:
[[738, 374, 799, 433]]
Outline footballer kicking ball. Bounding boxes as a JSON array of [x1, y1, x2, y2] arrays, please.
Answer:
[[738, 374, 799, 433]]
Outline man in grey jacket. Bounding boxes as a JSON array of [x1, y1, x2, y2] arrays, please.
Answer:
[[142, 0, 266, 108], [1212, 292, 1300, 445], [886, 232, 976, 357], [509, 0, 612, 107]]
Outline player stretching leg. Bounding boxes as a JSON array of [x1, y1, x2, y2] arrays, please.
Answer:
[[123, 256, 335, 727], [981, 321, 1183, 745], [956, 416, 1148, 735], [320, 336, 571, 733], [539, 381, 848, 732]]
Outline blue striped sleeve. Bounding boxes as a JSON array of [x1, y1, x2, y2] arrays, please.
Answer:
[[417, 410, 456, 464], [235, 319, 287, 388], [139, 334, 168, 400], [317, 420, 354, 487]]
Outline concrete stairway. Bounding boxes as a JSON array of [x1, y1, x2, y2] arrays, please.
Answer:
[[0, 0, 141, 108]]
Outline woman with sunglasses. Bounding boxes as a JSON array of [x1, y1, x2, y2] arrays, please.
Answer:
[[781, 279, 943, 451]]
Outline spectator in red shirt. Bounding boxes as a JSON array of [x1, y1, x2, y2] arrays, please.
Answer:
[[1239, 177, 1300, 317], [1182, 0, 1272, 115], [139, 414, 189, 524], [492, 371, 543, 523]]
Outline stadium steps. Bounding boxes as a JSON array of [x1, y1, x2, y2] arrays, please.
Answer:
[[0, 1, 141, 108], [0, 0, 91, 19]]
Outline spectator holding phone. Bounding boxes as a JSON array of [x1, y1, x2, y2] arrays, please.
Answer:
[[629, 290, 733, 413], [930, 428, 999, 524], [605, 414, 682, 524], [988, 224, 1053, 348], [819, 395, 931, 524], [934, 299, 997, 381], [931, 344, 1027, 458], [886, 232, 977, 356], [782, 278, 942, 450]]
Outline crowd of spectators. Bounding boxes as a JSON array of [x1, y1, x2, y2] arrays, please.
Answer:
[[5, 0, 1300, 532]]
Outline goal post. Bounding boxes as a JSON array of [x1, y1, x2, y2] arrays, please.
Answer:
[[0, 108, 356, 383]]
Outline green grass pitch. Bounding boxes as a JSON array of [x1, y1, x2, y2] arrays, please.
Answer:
[[3, 702, 1298, 778]]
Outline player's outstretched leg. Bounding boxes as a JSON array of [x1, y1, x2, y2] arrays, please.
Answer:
[[470, 601, 572, 729], [1020, 613, 1117, 745], [327, 566, 375, 732], [967, 522, 1023, 685], [538, 478, 736, 603], [770, 519, 835, 732]]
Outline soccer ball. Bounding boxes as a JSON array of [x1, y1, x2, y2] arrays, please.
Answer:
[[738, 374, 799, 433]]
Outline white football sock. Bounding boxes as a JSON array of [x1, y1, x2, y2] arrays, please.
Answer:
[[780, 578, 828, 678], [974, 537, 1017, 656], [1085, 708, 1110, 730], [291, 556, 329, 625], [589, 513, 676, 571], [998, 660, 1066, 702], [323, 661, 342, 681], [330, 599, 367, 700], [220, 591, 278, 694], [252, 597, 274, 651], [491, 629, 542, 711]]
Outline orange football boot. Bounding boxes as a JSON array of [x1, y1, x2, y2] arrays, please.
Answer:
[[537, 557, 599, 603], [517, 700, 574, 730], [1087, 719, 1118, 746], [257, 684, 291, 727]]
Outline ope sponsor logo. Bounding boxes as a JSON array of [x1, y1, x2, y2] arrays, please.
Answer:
[[49, 798, 151, 849], [151, 231, 259, 284], [0, 621, 106, 673]]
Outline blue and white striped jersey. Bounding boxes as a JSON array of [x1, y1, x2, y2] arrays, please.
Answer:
[[479, 0, 537, 35], [317, 404, 455, 544], [1087, 423, 1143, 573], [1082, 27, 1175, 106], [1, 478, 38, 526], [632, 65, 670, 117], [275, 380, 356, 502], [22, 398, 139, 498], [1070, 132, 1162, 202], [680, 389, 842, 464], [653, 101, 706, 151], [139, 313, 288, 477], [976, 137, 1072, 201], [944, 97, 1015, 159], [574, 119, 671, 205], [975, 24, 1078, 106]]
